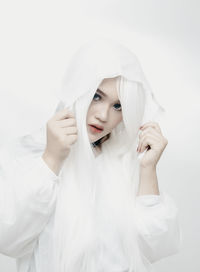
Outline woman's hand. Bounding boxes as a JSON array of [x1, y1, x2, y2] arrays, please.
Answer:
[[137, 122, 168, 168], [42, 108, 78, 175]]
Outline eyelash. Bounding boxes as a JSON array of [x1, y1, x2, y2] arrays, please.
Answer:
[[93, 93, 122, 111]]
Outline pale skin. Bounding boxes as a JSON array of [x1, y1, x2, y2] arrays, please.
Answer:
[[136, 122, 168, 196], [42, 77, 168, 196], [86, 77, 123, 154], [42, 109, 78, 175]]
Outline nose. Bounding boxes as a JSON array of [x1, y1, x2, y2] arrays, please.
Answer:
[[95, 105, 109, 122]]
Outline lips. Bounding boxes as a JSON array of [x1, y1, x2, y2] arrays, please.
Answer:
[[88, 124, 104, 134], [89, 124, 104, 131]]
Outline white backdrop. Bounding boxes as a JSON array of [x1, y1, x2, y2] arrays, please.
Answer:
[[0, 0, 199, 271]]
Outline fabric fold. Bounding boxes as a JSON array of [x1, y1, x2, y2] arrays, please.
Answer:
[[135, 191, 182, 263], [0, 142, 59, 258]]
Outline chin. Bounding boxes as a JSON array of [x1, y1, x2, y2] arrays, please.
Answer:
[[89, 135, 101, 143], [89, 133, 105, 143]]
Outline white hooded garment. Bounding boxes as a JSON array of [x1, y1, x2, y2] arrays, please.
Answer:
[[0, 39, 182, 272]]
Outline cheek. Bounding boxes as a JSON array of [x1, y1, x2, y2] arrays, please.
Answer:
[[110, 113, 123, 129], [118, 113, 123, 123], [86, 105, 93, 121]]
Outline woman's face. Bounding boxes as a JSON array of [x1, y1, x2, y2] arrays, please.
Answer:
[[86, 77, 123, 143]]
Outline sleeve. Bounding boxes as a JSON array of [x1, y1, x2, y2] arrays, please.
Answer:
[[0, 145, 61, 259], [134, 191, 182, 263]]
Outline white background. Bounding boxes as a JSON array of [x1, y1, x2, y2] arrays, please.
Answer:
[[0, 0, 199, 271]]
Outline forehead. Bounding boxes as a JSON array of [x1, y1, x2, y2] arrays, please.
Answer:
[[98, 77, 120, 101]]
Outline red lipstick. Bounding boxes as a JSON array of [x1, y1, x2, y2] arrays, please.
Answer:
[[89, 124, 104, 133]]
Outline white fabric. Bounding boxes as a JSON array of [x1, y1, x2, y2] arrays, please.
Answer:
[[0, 38, 182, 272]]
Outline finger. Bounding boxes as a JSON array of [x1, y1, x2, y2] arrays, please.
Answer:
[[53, 107, 74, 121], [58, 118, 77, 128], [61, 126, 78, 135], [138, 134, 160, 152], [139, 136, 154, 153], [139, 127, 161, 140], [140, 122, 162, 134], [68, 134, 78, 145]]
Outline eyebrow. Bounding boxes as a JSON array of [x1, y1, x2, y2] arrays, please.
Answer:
[[96, 88, 120, 103]]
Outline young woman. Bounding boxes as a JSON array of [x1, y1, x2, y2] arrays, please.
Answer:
[[0, 39, 181, 272]]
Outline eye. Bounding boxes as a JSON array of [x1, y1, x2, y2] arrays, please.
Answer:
[[93, 93, 101, 101], [113, 103, 122, 111]]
